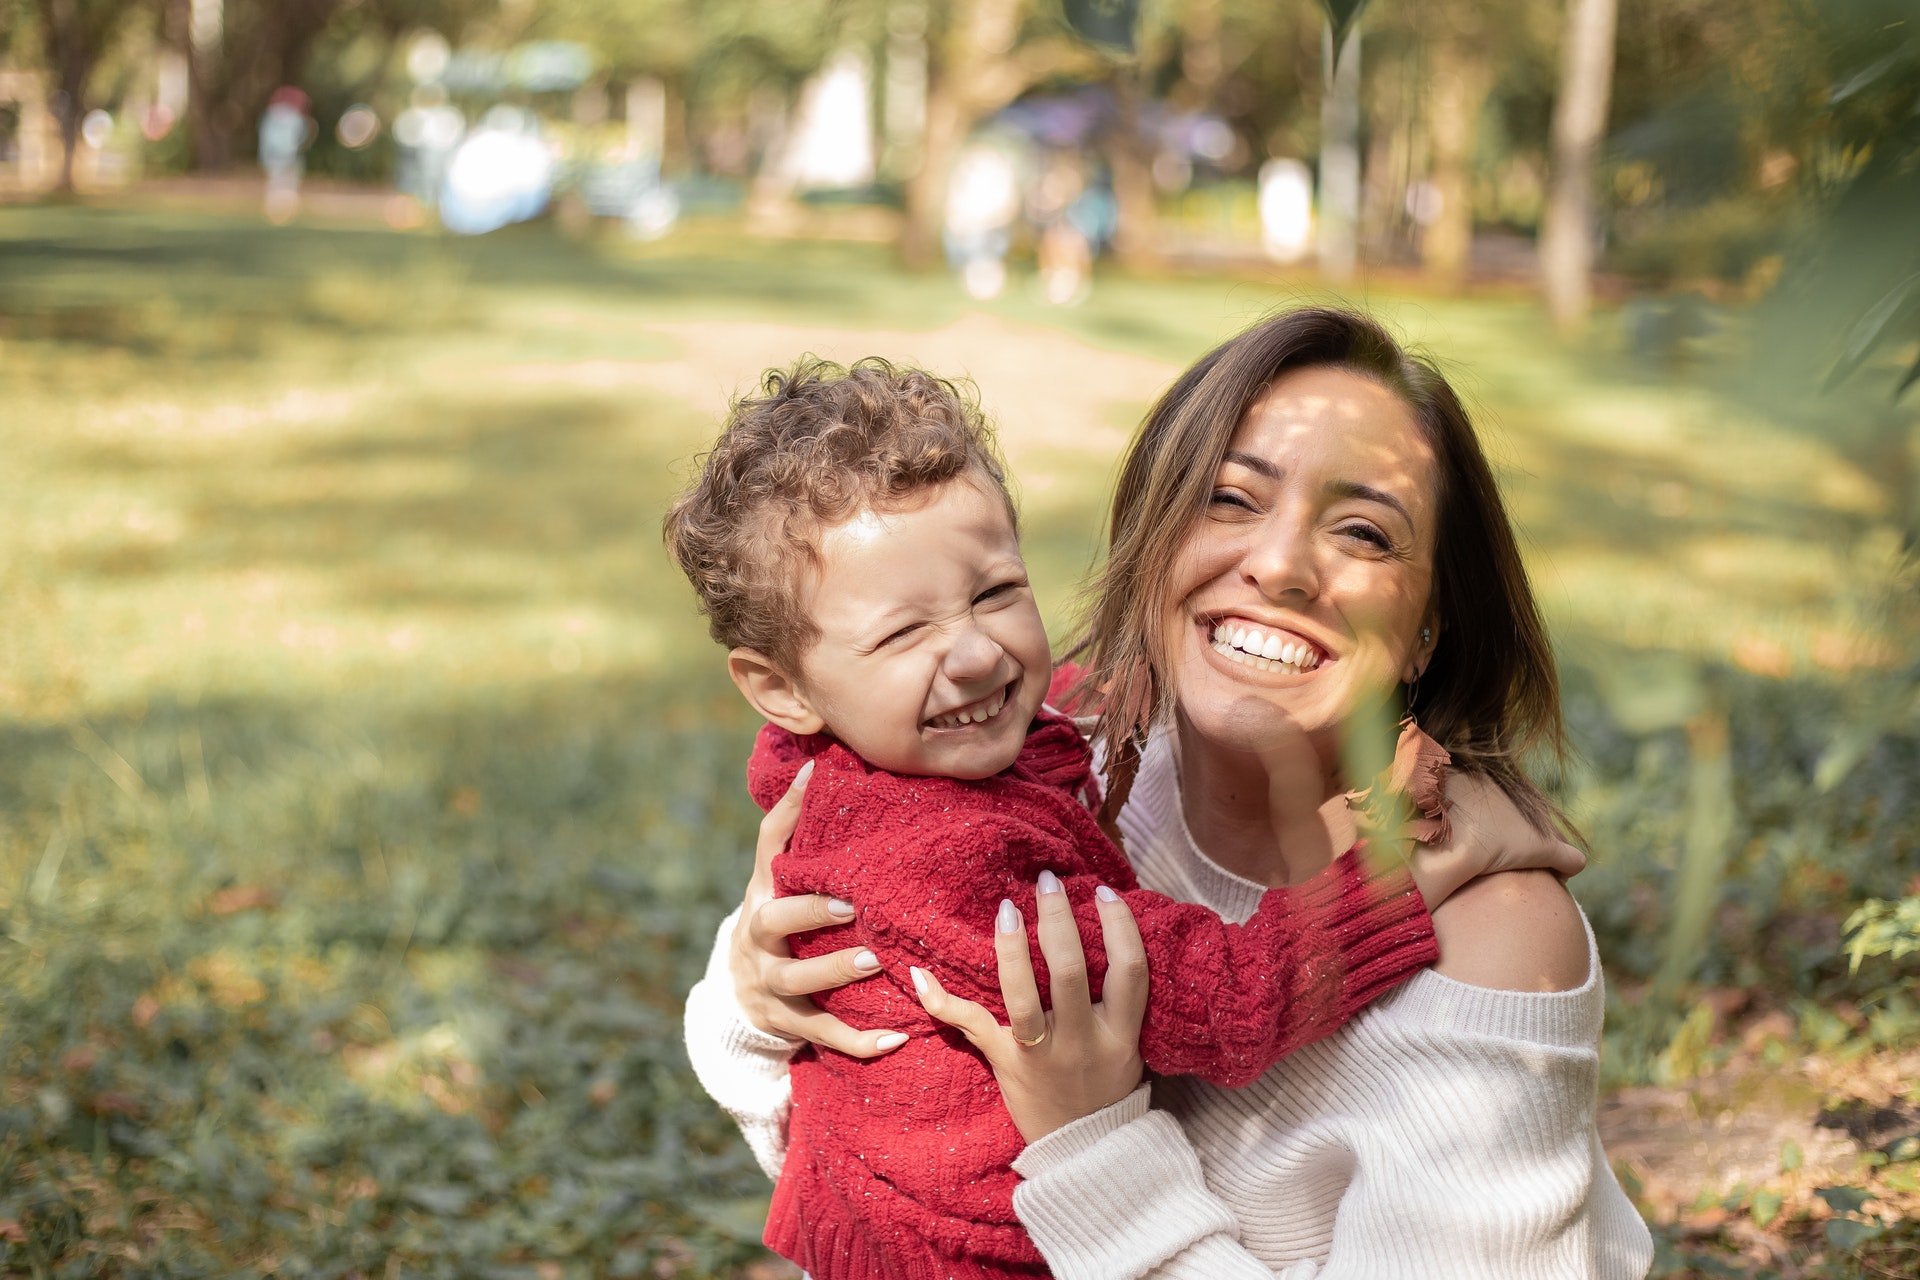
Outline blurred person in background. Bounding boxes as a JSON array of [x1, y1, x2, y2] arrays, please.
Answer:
[[944, 142, 1022, 301], [258, 87, 313, 225]]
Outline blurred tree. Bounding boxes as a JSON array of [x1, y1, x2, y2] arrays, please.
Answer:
[[537, 0, 840, 180], [1414, 0, 1497, 289], [27, 0, 146, 191], [175, 0, 346, 169], [1539, 0, 1617, 334], [901, 0, 1100, 268]]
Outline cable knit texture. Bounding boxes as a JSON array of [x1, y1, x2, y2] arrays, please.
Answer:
[[745, 696, 1439, 1280], [1006, 726, 1656, 1279]]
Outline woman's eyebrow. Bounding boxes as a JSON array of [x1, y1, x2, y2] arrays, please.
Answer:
[[1222, 450, 1281, 480], [1327, 479, 1412, 526]]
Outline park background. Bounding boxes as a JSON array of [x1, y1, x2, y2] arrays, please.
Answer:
[[1, 0, 1918, 1276]]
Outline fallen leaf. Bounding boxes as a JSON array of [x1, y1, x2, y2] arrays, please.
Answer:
[[208, 885, 280, 915]]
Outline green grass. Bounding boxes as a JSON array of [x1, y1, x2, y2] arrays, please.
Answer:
[[0, 206, 1915, 1277]]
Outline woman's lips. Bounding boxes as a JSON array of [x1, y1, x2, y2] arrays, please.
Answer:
[[1205, 619, 1327, 676]]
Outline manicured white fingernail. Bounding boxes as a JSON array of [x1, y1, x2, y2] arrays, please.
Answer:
[[853, 949, 880, 973], [910, 966, 930, 996], [793, 759, 815, 790], [828, 898, 855, 918], [1037, 869, 1062, 895], [997, 898, 1020, 934], [1095, 884, 1120, 903], [874, 1032, 908, 1052]]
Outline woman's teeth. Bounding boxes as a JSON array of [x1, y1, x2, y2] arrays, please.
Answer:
[[928, 686, 1008, 730], [1210, 623, 1323, 674]]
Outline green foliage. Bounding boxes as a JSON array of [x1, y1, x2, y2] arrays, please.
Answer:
[[1842, 897, 1920, 975]]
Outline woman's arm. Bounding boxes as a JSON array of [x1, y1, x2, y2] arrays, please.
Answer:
[[682, 907, 800, 1182], [680, 766, 908, 1178]]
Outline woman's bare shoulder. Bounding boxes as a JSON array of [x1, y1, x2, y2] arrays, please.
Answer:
[[1430, 870, 1590, 993]]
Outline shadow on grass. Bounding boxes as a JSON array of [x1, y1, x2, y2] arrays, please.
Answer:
[[0, 675, 778, 1277]]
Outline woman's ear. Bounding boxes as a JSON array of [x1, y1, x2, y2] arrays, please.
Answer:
[[1402, 615, 1441, 684], [729, 648, 827, 736]]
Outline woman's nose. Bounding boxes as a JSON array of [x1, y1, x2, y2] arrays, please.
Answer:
[[943, 621, 1005, 682], [1242, 515, 1318, 600]]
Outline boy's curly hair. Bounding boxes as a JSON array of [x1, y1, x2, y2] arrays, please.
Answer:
[[664, 357, 1014, 675]]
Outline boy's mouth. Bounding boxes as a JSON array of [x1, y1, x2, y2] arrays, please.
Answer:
[[925, 681, 1013, 731], [1207, 619, 1327, 676]]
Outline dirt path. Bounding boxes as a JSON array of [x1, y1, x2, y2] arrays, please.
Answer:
[[503, 310, 1183, 464]]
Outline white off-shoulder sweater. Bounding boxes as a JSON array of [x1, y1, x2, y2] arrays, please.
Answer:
[[683, 728, 1655, 1279]]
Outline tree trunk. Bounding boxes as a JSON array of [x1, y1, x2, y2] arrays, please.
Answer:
[[897, 0, 1096, 270], [902, 77, 963, 269], [1540, 0, 1618, 335], [190, 0, 344, 170], [1105, 72, 1160, 270], [1419, 37, 1492, 289], [1317, 24, 1361, 281]]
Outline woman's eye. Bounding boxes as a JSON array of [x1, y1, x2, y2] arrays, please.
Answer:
[[1209, 489, 1256, 512], [1337, 523, 1390, 549]]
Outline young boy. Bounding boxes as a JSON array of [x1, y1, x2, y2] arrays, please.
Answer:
[[666, 358, 1471, 1280]]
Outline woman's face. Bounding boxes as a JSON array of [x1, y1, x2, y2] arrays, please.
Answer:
[[1163, 365, 1440, 759]]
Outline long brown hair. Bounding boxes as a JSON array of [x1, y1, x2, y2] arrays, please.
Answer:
[[1068, 306, 1567, 832]]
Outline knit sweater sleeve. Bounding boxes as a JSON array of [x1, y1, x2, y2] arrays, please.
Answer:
[[1111, 848, 1434, 1085], [680, 908, 796, 1184], [816, 808, 1436, 1089]]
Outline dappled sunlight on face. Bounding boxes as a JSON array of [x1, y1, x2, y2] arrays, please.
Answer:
[[1162, 366, 1440, 771]]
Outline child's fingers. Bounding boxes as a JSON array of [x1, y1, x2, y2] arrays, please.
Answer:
[[1092, 887, 1148, 1039], [1547, 839, 1587, 879], [911, 966, 1005, 1056], [992, 899, 1046, 1046], [1033, 871, 1093, 1041]]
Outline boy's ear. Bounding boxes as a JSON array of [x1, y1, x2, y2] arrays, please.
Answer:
[[728, 648, 826, 736]]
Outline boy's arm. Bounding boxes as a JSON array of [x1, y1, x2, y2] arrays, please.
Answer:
[[682, 908, 796, 1183], [835, 811, 1435, 1088], [1074, 848, 1436, 1085]]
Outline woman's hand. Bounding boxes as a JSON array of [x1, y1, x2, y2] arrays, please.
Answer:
[[911, 874, 1148, 1143], [1407, 771, 1586, 910], [730, 761, 907, 1057]]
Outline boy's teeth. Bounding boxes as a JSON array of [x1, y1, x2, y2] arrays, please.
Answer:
[[932, 687, 1007, 730], [1207, 622, 1322, 674]]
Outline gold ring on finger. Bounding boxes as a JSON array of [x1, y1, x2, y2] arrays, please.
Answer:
[[1013, 1027, 1048, 1048]]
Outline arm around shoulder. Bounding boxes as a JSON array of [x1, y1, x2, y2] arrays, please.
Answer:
[[1431, 869, 1590, 993], [682, 908, 797, 1183]]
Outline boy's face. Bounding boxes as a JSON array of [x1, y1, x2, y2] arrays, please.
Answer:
[[789, 475, 1051, 780]]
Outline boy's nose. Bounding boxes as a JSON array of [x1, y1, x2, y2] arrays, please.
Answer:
[[943, 623, 1005, 682]]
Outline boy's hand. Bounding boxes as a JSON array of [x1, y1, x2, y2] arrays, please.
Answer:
[[1408, 771, 1586, 911], [730, 762, 908, 1057]]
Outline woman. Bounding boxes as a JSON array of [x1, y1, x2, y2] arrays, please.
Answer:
[[687, 308, 1654, 1277]]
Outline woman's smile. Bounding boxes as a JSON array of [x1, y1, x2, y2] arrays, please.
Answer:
[[1203, 616, 1329, 677]]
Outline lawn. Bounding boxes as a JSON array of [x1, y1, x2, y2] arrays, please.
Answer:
[[0, 206, 1915, 1278]]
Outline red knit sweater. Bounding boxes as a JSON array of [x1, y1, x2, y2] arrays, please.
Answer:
[[747, 704, 1440, 1280]]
